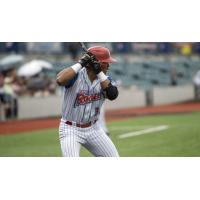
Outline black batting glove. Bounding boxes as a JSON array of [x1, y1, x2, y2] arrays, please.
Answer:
[[91, 61, 101, 74], [78, 53, 92, 67]]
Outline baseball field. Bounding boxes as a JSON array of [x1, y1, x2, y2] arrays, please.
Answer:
[[0, 108, 200, 156]]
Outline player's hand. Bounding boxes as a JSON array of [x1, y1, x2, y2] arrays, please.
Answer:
[[91, 60, 101, 74], [78, 53, 92, 67]]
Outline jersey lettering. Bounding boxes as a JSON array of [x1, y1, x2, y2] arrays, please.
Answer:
[[74, 90, 101, 107]]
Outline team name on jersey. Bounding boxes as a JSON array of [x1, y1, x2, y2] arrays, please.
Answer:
[[74, 90, 101, 107]]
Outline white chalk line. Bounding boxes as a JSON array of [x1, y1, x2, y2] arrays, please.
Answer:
[[109, 125, 155, 131], [119, 125, 169, 139]]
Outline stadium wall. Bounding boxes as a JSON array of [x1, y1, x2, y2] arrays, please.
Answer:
[[17, 87, 146, 119], [104, 87, 146, 110], [18, 96, 61, 119], [16, 84, 195, 120], [152, 84, 195, 105]]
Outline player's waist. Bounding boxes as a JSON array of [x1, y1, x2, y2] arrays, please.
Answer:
[[61, 118, 97, 128]]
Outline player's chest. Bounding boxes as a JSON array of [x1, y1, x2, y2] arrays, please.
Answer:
[[76, 78, 101, 93], [74, 82, 103, 106]]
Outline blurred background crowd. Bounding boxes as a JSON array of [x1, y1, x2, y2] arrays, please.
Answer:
[[1, 42, 200, 55], [0, 42, 200, 120]]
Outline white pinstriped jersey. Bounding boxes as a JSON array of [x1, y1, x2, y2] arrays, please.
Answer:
[[61, 67, 114, 124]]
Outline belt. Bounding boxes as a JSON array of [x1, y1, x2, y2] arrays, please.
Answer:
[[65, 120, 97, 128]]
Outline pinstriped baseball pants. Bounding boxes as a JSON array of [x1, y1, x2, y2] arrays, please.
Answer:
[[59, 121, 119, 157]]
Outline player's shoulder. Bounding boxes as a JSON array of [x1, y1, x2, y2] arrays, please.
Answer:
[[64, 68, 86, 89], [65, 73, 79, 89]]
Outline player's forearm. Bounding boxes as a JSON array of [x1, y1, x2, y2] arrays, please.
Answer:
[[100, 79, 110, 89], [97, 71, 109, 89], [98, 72, 119, 100], [56, 63, 82, 86]]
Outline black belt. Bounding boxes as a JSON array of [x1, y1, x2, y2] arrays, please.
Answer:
[[65, 120, 97, 128]]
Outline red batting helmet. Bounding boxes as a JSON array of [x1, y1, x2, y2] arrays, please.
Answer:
[[88, 46, 117, 63]]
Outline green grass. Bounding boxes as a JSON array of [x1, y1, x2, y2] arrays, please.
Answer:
[[1, 112, 200, 156]]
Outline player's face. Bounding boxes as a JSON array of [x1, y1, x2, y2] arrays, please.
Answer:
[[100, 62, 109, 74]]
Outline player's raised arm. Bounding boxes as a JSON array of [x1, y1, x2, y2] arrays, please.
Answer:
[[84, 46, 119, 101], [91, 61, 119, 101], [56, 53, 91, 86]]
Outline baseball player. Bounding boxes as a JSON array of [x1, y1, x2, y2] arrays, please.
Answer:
[[56, 46, 119, 157]]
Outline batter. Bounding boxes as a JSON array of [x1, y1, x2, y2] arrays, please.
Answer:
[[56, 46, 119, 157]]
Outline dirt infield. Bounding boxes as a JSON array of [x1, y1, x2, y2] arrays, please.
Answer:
[[1, 101, 200, 135]]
